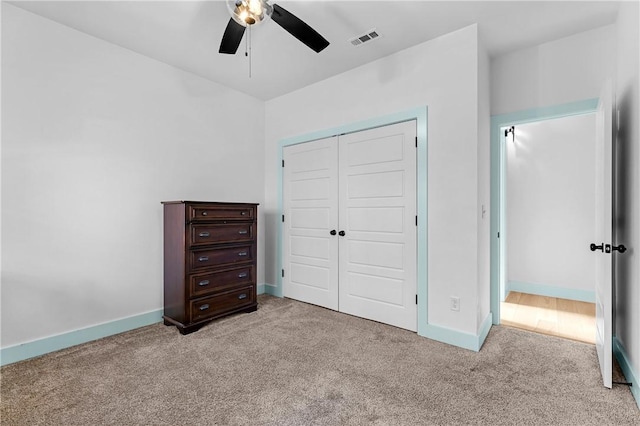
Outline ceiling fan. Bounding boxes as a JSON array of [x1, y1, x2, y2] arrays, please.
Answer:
[[219, 0, 330, 54]]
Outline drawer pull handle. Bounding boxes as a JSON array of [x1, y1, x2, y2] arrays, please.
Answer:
[[199, 232, 210, 237], [241, 212, 246, 216], [238, 230, 248, 235], [198, 280, 210, 286], [238, 252, 248, 257], [238, 273, 248, 279], [201, 211, 208, 216], [199, 304, 210, 311], [198, 256, 209, 262], [238, 293, 247, 300]]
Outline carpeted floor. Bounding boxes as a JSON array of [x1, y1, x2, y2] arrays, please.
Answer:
[[1, 294, 639, 425]]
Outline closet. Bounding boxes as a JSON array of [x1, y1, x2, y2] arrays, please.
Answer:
[[283, 120, 417, 331]]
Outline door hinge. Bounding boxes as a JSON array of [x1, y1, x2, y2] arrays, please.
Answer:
[[498, 232, 500, 238], [282, 269, 285, 277], [415, 136, 418, 148], [416, 294, 418, 305], [282, 159, 285, 167], [282, 215, 285, 222], [415, 215, 418, 226]]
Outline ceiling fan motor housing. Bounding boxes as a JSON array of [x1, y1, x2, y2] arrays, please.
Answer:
[[227, 0, 272, 27]]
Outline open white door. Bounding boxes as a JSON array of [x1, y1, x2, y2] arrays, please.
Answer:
[[593, 80, 613, 389]]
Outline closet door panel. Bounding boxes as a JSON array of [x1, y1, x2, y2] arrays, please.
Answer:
[[283, 138, 339, 310], [338, 121, 417, 331]]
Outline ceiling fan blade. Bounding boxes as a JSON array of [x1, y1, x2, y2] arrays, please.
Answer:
[[271, 4, 329, 53], [219, 18, 246, 54]]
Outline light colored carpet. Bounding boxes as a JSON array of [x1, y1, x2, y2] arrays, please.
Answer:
[[1, 294, 638, 425]]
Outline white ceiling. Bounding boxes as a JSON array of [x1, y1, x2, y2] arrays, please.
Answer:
[[8, 0, 620, 100]]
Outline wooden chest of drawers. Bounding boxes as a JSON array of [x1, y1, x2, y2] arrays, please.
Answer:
[[162, 201, 258, 334]]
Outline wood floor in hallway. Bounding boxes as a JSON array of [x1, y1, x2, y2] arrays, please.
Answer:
[[500, 291, 596, 344]]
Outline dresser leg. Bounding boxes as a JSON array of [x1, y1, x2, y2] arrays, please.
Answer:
[[243, 304, 258, 313], [178, 323, 206, 335]]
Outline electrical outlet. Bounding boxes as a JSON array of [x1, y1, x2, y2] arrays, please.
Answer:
[[450, 296, 460, 312]]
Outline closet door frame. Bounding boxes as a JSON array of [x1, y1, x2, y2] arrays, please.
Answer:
[[275, 107, 428, 336]]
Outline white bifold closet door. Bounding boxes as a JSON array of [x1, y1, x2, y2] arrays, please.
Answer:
[[283, 120, 417, 331]]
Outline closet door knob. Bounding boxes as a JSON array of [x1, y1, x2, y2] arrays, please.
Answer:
[[612, 244, 627, 253], [338, 230, 346, 236], [330, 230, 337, 235], [590, 243, 603, 252]]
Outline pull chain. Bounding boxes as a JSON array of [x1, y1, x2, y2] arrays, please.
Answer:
[[244, 25, 252, 78]]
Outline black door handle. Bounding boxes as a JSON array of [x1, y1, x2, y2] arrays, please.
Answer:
[[612, 244, 627, 253], [330, 230, 337, 235], [338, 230, 346, 236], [590, 243, 604, 252]]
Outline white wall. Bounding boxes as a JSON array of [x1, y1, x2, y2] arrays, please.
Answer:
[[491, 25, 615, 115], [614, 0, 640, 394], [264, 25, 489, 336], [1, 4, 265, 348], [506, 114, 596, 293], [477, 36, 491, 326]]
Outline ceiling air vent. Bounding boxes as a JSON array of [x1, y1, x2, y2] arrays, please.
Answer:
[[349, 29, 381, 47]]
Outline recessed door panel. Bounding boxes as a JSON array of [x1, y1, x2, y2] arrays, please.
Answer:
[[346, 272, 404, 306], [348, 171, 405, 199], [289, 145, 332, 173], [346, 134, 404, 166], [290, 178, 330, 201], [348, 207, 405, 233], [290, 236, 330, 260], [290, 262, 330, 290], [348, 240, 404, 270], [290, 207, 330, 230]]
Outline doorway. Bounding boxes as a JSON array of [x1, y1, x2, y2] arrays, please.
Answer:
[[501, 113, 597, 343], [274, 107, 429, 335], [282, 121, 418, 331], [490, 99, 600, 344]]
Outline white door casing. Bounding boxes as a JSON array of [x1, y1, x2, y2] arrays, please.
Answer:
[[282, 121, 418, 331], [283, 137, 339, 310], [594, 80, 613, 389]]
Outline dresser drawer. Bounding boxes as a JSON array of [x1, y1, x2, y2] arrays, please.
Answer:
[[189, 265, 255, 298], [190, 245, 254, 270], [189, 205, 254, 222], [190, 285, 255, 322], [190, 223, 254, 246]]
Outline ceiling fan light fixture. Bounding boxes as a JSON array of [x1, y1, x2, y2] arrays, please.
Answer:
[[227, 0, 272, 27], [219, 1, 329, 55]]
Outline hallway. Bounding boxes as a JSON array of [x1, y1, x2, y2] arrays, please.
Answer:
[[501, 291, 596, 344]]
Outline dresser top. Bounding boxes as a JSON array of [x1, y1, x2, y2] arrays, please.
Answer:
[[161, 201, 259, 206]]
